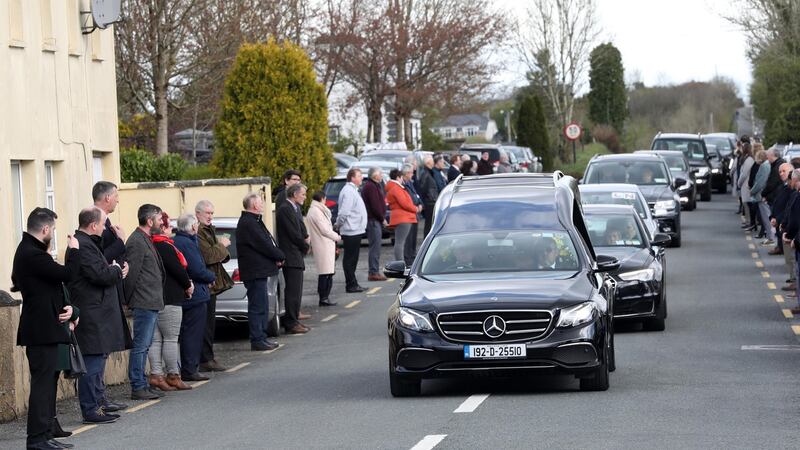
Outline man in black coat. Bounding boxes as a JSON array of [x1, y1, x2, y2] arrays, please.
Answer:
[[418, 156, 440, 236], [447, 154, 462, 182], [13, 208, 80, 449], [67, 207, 129, 424], [276, 183, 311, 334], [91, 181, 131, 412], [236, 192, 286, 350], [763, 150, 785, 205]]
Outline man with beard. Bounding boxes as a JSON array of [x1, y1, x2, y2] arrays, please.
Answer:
[[124, 204, 166, 400], [13, 207, 80, 449]]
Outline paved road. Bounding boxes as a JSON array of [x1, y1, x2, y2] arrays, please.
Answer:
[[2, 194, 799, 449]]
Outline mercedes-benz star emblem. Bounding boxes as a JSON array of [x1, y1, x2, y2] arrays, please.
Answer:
[[482, 315, 506, 338]]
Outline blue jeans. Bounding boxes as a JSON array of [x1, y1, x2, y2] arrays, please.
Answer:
[[79, 354, 107, 416], [245, 278, 269, 344], [128, 308, 159, 392], [180, 303, 208, 376]]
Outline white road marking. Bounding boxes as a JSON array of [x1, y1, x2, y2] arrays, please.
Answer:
[[410, 435, 447, 450], [767, 282, 777, 290], [782, 309, 794, 319], [775, 294, 785, 303], [453, 393, 490, 413], [762, 271, 771, 278], [70, 424, 97, 435], [741, 345, 800, 351], [322, 314, 338, 322], [125, 399, 160, 413], [345, 300, 361, 309], [226, 362, 250, 373], [189, 380, 210, 389]]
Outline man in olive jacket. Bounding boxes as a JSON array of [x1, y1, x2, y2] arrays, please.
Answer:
[[13, 208, 80, 449], [195, 200, 234, 372], [124, 204, 166, 401], [236, 192, 285, 350], [276, 183, 311, 334], [68, 207, 130, 423]]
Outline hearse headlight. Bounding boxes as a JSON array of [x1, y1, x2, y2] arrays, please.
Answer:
[[398, 307, 435, 332], [556, 302, 597, 328], [618, 268, 655, 282]]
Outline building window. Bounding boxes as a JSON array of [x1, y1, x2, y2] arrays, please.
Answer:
[[93, 154, 104, 184], [40, 0, 56, 51], [11, 162, 24, 244], [467, 128, 477, 137], [44, 162, 57, 257], [67, 0, 82, 55], [9, 0, 25, 47], [444, 129, 452, 139], [328, 126, 340, 144]]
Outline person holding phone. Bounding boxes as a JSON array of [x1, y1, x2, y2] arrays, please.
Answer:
[[12, 207, 80, 450]]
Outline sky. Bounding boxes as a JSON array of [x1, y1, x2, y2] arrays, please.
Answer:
[[495, 0, 752, 102]]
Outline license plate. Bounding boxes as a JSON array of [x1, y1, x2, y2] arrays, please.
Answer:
[[464, 343, 526, 360]]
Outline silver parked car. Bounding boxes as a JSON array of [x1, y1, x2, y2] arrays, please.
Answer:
[[579, 183, 659, 239], [213, 218, 284, 336]]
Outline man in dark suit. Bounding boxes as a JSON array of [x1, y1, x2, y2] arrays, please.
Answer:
[[236, 192, 286, 350], [276, 183, 311, 334], [447, 154, 462, 182], [13, 208, 80, 449], [91, 181, 131, 412], [68, 207, 129, 424]]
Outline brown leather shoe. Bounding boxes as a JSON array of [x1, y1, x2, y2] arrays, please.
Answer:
[[298, 312, 312, 320], [368, 273, 387, 281], [149, 374, 176, 391], [286, 324, 309, 334], [166, 373, 192, 390], [768, 248, 783, 255], [781, 283, 796, 291]]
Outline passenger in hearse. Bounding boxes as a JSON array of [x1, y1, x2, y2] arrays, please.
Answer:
[[533, 237, 558, 270]]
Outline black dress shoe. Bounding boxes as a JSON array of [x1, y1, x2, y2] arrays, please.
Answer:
[[49, 440, 74, 449], [131, 389, 160, 400], [27, 440, 62, 449], [51, 418, 71, 438], [102, 400, 128, 412], [345, 285, 365, 293], [181, 372, 209, 382], [251, 340, 279, 351], [319, 299, 338, 307]]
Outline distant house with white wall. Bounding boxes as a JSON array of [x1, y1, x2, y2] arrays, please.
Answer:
[[326, 83, 422, 152], [430, 113, 498, 144]]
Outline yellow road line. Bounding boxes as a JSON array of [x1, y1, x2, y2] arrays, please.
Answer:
[[367, 286, 382, 295], [767, 282, 777, 290], [321, 314, 338, 322], [775, 294, 785, 303], [782, 309, 794, 319], [125, 399, 160, 413], [746, 236, 753, 241], [345, 300, 361, 309], [762, 271, 771, 278], [748, 243, 755, 249], [70, 424, 97, 435], [751, 252, 759, 258], [190, 380, 210, 389], [793, 325, 800, 335], [756, 261, 764, 268], [226, 362, 250, 373], [263, 344, 283, 354]]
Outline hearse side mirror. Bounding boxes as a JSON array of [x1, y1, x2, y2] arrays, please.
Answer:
[[673, 177, 687, 189], [651, 233, 671, 247], [384, 260, 409, 279], [595, 255, 620, 273]]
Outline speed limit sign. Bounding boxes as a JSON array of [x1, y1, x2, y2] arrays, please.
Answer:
[[564, 122, 582, 141]]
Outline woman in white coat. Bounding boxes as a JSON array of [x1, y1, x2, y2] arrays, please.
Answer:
[[306, 191, 341, 306], [737, 143, 755, 230]]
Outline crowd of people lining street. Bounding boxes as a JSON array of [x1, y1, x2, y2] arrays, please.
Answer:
[[12, 151, 479, 449], [732, 135, 800, 316]]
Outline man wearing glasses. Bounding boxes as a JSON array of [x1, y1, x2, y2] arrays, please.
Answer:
[[274, 169, 303, 209]]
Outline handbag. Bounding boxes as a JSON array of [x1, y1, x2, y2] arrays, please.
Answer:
[[64, 330, 86, 379]]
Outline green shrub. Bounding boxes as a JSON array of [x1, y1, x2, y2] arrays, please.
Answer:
[[182, 164, 216, 180], [120, 148, 188, 182], [213, 40, 334, 195], [153, 153, 188, 181]]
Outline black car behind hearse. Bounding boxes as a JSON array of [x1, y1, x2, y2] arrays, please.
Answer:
[[384, 172, 620, 396]]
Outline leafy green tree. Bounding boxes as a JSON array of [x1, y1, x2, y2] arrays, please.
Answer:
[[421, 127, 447, 150], [588, 43, 627, 133], [213, 41, 334, 194], [750, 48, 800, 145], [516, 94, 552, 171]]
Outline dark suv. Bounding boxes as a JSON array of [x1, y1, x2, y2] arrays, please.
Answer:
[[651, 133, 716, 200], [384, 172, 620, 396], [583, 153, 683, 247]]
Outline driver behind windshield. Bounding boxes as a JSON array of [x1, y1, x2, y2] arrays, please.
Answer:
[[533, 237, 559, 269], [640, 167, 654, 184]]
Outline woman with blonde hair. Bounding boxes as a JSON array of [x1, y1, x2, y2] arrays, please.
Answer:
[[750, 149, 776, 244]]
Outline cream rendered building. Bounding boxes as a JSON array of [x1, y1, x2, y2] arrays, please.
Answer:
[[0, 0, 119, 293]]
